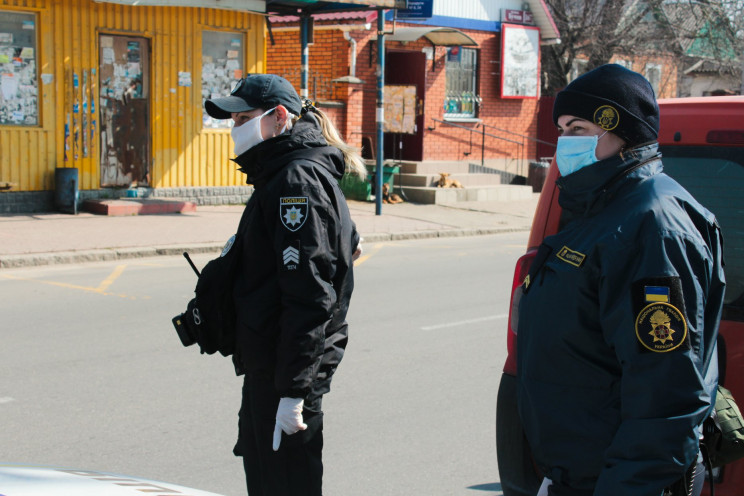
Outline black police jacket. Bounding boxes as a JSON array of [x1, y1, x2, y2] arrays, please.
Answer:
[[230, 113, 357, 402], [516, 143, 726, 495]]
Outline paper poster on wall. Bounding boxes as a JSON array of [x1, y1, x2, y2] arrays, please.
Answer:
[[102, 47, 115, 65], [500, 24, 540, 99], [127, 62, 141, 77], [383, 84, 417, 134], [0, 33, 12, 44], [1, 73, 18, 100], [178, 71, 192, 87], [127, 41, 140, 62]]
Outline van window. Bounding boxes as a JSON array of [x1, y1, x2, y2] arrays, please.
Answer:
[[660, 145, 744, 315]]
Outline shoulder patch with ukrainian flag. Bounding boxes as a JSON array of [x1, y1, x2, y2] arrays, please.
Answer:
[[631, 276, 690, 353]]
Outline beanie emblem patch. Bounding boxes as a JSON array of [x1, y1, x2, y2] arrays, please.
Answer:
[[593, 105, 620, 131]]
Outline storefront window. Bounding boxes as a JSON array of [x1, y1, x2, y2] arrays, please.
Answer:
[[444, 47, 478, 119], [0, 11, 38, 126], [202, 30, 244, 129]]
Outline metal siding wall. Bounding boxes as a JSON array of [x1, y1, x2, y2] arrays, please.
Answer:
[[0, 0, 264, 191], [434, 0, 510, 21], [188, 9, 265, 189]]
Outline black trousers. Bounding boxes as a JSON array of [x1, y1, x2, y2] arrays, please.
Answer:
[[233, 372, 324, 496]]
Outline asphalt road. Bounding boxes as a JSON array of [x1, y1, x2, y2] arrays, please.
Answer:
[[0, 232, 528, 495]]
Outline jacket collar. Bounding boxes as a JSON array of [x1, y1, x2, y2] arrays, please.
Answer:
[[556, 142, 663, 217], [232, 113, 345, 187]]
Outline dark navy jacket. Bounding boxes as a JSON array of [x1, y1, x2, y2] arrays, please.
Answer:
[[516, 143, 726, 495], [231, 113, 357, 402]]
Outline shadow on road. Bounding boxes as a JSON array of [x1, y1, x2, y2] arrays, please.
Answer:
[[468, 481, 503, 493]]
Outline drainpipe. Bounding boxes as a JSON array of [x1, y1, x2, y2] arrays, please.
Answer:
[[344, 31, 358, 81]]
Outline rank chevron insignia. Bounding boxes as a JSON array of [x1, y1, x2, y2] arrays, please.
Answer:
[[283, 245, 300, 269]]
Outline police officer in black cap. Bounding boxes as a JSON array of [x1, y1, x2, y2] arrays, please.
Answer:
[[204, 74, 365, 495], [516, 64, 726, 496]]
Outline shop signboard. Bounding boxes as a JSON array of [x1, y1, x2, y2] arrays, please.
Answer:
[[503, 9, 534, 25], [396, 0, 433, 19]]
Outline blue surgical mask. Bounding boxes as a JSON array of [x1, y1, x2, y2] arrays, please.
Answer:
[[556, 131, 607, 176]]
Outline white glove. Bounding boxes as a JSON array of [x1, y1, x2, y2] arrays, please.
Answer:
[[537, 477, 552, 496], [352, 237, 364, 261], [272, 397, 307, 451]]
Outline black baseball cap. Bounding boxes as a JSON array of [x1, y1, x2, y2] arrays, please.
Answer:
[[205, 74, 302, 119]]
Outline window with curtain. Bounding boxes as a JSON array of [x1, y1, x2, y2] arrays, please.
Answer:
[[444, 47, 478, 119]]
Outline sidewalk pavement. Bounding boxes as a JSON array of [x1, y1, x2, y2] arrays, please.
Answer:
[[0, 194, 540, 268]]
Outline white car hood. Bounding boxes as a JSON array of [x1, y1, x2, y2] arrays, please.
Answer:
[[0, 464, 226, 496]]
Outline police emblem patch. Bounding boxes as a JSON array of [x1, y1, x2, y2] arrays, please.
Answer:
[[280, 197, 309, 232], [635, 302, 687, 353], [593, 105, 620, 131]]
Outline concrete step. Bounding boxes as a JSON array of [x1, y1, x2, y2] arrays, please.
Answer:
[[83, 198, 197, 216], [397, 161, 471, 175], [399, 184, 534, 205], [398, 173, 505, 187]]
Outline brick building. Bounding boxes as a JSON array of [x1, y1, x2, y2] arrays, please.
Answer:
[[267, 1, 560, 171]]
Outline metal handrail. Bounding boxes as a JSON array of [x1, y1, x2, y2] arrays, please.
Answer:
[[477, 121, 556, 176], [431, 118, 526, 171], [479, 121, 557, 147]]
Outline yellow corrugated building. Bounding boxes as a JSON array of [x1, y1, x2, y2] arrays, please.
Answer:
[[0, 0, 265, 209]]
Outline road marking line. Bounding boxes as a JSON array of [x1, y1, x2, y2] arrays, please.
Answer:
[[421, 314, 508, 331], [354, 243, 384, 267], [0, 273, 143, 299], [0, 397, 16, 404], [96, 264, 126, 292]]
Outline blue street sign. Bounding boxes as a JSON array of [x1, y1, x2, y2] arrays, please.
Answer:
[[396, 0, 433, 19]]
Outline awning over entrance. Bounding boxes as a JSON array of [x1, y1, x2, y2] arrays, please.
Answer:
[[384, 27, 478, 46], [267, 0, 405, 14]]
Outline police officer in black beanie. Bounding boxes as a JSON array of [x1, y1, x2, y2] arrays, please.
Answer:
[[516, 64, 726, 496]]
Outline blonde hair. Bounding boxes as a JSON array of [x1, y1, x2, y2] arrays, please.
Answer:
[[287, 107, 367, 179]]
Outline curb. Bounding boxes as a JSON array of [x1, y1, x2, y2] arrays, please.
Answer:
[[0, 227, 529, 269]]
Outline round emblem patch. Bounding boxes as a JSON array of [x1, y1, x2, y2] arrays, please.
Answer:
[[221, 234, 236, 257], [635, 302, 687, 353], [593, 105, 620, 131]]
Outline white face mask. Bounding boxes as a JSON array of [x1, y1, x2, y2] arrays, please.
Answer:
[[231, 107, 276, 156]]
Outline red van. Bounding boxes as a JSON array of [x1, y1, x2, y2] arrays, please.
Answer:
[[496, 96, 744, 496]]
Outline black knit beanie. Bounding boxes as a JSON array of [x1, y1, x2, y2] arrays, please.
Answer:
[[553, 64, 659, 147]]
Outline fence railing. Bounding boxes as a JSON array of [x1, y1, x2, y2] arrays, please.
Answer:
[[430, 118, 556, 177]]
